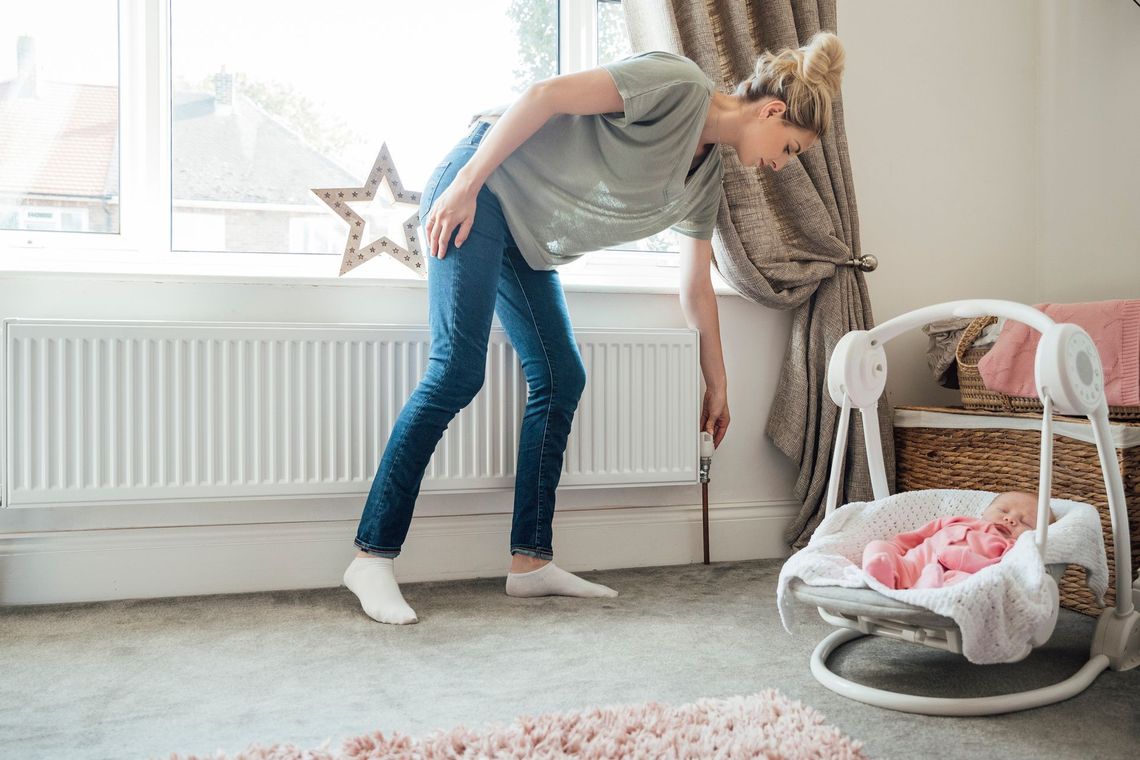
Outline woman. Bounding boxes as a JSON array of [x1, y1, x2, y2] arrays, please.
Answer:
[[344, 32, 846, 624]]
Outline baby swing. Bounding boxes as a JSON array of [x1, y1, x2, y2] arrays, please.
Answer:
[[787, 299, 1140, 716]]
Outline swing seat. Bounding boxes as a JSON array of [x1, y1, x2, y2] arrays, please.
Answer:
[[788, 562, 1069, 656], [795, 299, 1140, 716], [789, 577, 955, 627], [789, 563, 1069, 627]]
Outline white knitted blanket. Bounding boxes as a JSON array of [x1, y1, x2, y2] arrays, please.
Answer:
[[776, 489, 1108, 664]]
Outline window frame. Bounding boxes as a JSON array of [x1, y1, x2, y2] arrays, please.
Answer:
[[0, 0, 690, 284]]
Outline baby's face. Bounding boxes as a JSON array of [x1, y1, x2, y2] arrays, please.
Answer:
[[981, 492, 1039, 538]]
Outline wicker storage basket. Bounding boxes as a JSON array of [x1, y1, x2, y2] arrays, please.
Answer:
[[894, 405, 1140, 616], [955, 315, 1140, 421]]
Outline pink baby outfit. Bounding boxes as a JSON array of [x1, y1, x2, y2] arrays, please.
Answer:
[[862, 516, 1016, 590]]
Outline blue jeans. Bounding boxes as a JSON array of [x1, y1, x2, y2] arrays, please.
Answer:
[[353, 121, 587, 561]]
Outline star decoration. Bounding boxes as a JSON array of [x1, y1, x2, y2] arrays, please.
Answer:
[[311, 143, 426, 277]]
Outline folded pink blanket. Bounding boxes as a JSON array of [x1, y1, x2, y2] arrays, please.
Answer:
[[977, 300, 1140, 406]]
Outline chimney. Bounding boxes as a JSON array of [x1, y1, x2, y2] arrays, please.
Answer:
[[16, 35, 37, 98], [213, 65, 234, 114]]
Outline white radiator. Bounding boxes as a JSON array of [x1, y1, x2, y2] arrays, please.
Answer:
[[2, 319, 701, 508]]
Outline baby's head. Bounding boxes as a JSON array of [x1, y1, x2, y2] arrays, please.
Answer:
[[981, 491, 1055, 539]]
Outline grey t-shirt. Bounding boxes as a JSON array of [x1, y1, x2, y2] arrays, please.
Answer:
[[481, 50, 723, 271]]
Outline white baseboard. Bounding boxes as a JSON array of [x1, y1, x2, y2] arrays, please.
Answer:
[[0, 500, 798, 605]]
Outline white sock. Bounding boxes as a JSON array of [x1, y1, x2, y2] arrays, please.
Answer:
[[343, 556, 418, 624], [505, 561, 618, 598]]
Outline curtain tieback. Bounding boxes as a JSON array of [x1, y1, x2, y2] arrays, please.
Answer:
[[841, 254, 879, 272]]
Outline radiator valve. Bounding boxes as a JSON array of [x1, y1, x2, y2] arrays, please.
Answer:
[[699, 431, 715, 483]]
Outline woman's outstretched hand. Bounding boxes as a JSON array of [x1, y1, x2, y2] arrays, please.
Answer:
[[701, 385, 730, 449], [424, 177, 479, 259]]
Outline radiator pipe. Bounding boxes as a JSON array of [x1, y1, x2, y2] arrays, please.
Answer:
[[699, 431, 715, 564]]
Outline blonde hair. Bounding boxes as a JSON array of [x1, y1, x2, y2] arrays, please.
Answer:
[[734, 31, 846, 137]]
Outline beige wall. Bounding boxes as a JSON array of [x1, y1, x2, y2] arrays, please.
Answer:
[[1037, 0, 1140, 302], [838, 0, 1040, 407], [839, 0, 1140, 406]]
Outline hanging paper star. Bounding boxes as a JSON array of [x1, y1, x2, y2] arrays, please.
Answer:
[[311, 143, 426, 277]]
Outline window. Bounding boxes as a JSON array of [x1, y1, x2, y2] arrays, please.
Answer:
[[0, 2, 120, 235], [590, 0, 680, 262], [170, 0, 557, 259], [2, 0, 689, 283], [172, 210, 225, 250], [8, 206, 91, 232]]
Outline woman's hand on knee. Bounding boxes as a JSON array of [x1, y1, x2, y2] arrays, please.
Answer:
[[425, 181, 478, 259]]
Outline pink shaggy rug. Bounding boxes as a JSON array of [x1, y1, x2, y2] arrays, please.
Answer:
[[166, 689, 867, 760]]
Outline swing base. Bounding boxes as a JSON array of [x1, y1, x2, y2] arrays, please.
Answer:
[[809, 627, 1112, 716]]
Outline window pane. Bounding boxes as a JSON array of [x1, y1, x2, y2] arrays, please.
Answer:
[[170, 0, 557, 256], [597, 0, 632, 65], [596, 0, 678, 255], [0, 4, 120, 235]]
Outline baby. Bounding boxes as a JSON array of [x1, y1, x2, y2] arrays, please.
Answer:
[[862, 491, 1054, 590]]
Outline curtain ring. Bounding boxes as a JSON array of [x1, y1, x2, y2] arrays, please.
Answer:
[[842, 254, 878, 272]]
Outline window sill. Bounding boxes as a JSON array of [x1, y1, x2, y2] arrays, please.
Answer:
[[0, 247, 745, 297]]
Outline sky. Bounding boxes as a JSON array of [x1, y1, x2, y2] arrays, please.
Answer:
[[1, 0, 546, 186]]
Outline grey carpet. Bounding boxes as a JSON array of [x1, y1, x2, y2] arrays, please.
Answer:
[[1, 559, 1136, 759]]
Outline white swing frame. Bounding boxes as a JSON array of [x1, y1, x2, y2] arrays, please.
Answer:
[[803, 299, 1140, 716]]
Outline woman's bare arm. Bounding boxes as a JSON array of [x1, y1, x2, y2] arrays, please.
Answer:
[[424, 69, 624, 258], [679, 236, 727, 391], [457, 69, 624, 189], [679, 235, 730, 447]]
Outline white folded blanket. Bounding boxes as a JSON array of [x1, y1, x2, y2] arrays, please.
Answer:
[[776, 489, 1108, 664]]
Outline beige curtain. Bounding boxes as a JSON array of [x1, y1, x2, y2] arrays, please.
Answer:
[[623, 0, 896, 548]]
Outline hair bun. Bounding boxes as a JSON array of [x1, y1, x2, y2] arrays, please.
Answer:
[[800, 31, 845, 96], [737, 30, 846, 135]]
